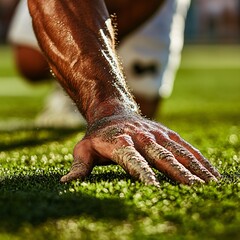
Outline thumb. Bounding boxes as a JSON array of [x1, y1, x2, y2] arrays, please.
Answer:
[[60, 139, 94, 183]]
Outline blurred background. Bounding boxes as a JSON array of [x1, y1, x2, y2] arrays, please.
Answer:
[[1, 0, 240, 44]]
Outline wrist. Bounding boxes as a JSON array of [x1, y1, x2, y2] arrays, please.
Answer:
[[84, 98, 139, 125]]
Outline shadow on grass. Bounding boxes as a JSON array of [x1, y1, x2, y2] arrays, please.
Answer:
[[0, 126, 84, 151], [0, 173, 141, 233]]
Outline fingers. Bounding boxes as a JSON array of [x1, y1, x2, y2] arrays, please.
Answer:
[[60, 140, 94, 183], [133, 131, 218, 184], [60, 161, 93, 183], [168, 131, 221, 179], [112, 145, 160, 187], [112, 130, 217, 185], [161, 139, 218, 183], [132, 133, 204, 184], [143, 142, 204, 185]]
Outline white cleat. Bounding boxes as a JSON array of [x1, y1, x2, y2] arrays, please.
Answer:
[[35, 84, 86, 128]]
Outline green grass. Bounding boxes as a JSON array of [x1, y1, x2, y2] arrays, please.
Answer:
[[0, 45, 240, 240]]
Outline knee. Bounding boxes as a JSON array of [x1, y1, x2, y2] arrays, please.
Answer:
[[13, 45, 50, 82]]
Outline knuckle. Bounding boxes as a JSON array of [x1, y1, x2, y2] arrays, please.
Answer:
[[135, 132, 155, 145], [115, 134, 133, 146]]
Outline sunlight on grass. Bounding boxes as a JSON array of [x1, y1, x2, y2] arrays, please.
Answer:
[[0, 45, 239, 240]]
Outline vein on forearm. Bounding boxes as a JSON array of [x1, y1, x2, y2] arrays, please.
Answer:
[[28, 0, 138, 123]]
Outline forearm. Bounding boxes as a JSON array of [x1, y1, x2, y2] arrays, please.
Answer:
[[28, 0, 138, 124]]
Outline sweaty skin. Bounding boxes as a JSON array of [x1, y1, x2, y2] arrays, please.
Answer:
[[28, 0, 221, 186]]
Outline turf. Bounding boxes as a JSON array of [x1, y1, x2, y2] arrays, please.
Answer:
[[0, 45, 240, 240]]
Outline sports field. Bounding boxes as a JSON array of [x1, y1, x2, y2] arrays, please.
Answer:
[[0, 45, 240, 240]]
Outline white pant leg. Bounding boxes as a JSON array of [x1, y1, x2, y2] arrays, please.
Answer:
[[118, 0, 191, 100], [8, 0, 39, 50]]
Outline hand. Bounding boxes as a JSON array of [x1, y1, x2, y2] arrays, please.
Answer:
[[60, 113, 221, 186]]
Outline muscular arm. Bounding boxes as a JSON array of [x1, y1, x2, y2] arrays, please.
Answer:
[[28, 0, 137, 124], [28, 0, 220, 186]]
